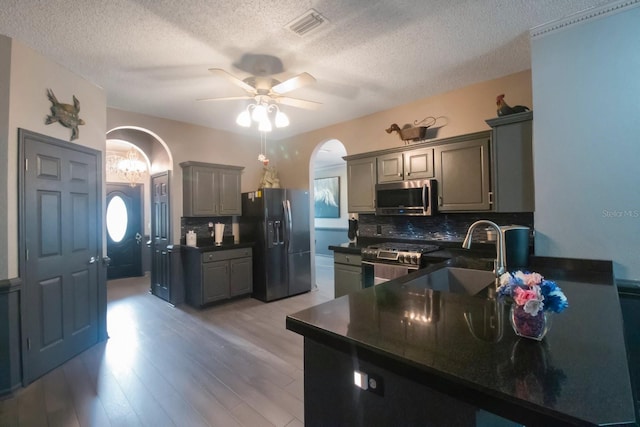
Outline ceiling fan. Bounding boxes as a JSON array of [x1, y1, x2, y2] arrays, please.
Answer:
[[198, 68, 322, 110]]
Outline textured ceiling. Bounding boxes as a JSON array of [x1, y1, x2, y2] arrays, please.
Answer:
[[0, 0, 606, 141]]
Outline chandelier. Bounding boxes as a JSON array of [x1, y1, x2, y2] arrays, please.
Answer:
[[106, 148, 148, 187], [236, 96, 289, 132]]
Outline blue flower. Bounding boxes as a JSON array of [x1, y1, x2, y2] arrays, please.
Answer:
[[496, 271, 568, 314]]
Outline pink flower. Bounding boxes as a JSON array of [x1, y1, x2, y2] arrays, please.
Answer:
[[513, 287, 540, 306]]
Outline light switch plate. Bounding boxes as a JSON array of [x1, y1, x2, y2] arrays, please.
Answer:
[[353, 370, 368, 390]]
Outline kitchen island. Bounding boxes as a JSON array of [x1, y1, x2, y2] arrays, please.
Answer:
[[286, 256, 637, 426]]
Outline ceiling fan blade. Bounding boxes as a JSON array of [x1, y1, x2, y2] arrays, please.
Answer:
[[208, 68, 257, 94], [275, 96, 322, 110], [196, 96, 253, 102], [271, 72, 316, 95]]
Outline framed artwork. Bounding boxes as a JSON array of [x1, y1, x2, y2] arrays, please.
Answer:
[[314, 176, 340, 218]]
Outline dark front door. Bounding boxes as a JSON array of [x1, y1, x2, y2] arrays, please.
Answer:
[[150, 171, 171, 301], [19, 129, 101, 385], [106, 183, 143, 279]]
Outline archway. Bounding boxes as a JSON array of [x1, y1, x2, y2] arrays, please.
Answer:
[[105, 127, 174, 281], [309, 139, 347, 296]]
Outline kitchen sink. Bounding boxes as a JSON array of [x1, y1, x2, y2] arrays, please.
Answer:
[[403, 267, 497, 296]]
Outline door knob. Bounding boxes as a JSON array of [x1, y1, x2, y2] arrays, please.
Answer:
[[135, 232, 142, 244], [89, 256, 96, 264]]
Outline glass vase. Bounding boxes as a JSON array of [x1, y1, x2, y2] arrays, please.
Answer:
[[509, 305, 551, 341]]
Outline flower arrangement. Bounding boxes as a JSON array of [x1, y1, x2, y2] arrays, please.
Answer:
[[497, 271, 568, 316], [497, 271, 568, 340]]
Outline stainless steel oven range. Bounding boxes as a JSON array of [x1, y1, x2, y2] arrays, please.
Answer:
[[361, 242, 441, 286]]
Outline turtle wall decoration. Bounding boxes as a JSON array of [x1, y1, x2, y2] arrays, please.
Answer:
[[45, 88, 85, 141]]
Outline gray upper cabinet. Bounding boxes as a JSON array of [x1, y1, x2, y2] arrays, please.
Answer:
[[403, 147, 434, 180], [347, 156, 377, 213], [345, 118, 533, 214], [377, 152, 404, 183], [377, 148, 434, 183], [181, 161, 243, 217], [434, 135, 491, 212], [486, 111, 534, 212]]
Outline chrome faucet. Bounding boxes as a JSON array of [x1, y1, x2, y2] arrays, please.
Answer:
[[462, 220, 506, 278]]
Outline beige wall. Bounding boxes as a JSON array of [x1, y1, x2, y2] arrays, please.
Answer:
[[274, 70, 532, 189], [0, 36, 106, 280], [106, 108, 268, 243]]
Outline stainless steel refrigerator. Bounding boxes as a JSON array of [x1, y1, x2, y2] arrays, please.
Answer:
[[239, 189, 311, 302]]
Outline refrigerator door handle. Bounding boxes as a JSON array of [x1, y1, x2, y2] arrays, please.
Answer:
[[283, 200, 292, 249]]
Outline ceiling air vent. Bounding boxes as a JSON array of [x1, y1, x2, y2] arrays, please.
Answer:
[[286, 9, 328, 36]]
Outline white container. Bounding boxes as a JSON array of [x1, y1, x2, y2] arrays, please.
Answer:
[[186, 230, 197, 247], [214, 223, 225, 246]]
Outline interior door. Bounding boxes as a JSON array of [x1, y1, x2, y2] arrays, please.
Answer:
[[150, 171, 171, 301], [106, 183, 143, 279], [19, 129, 101, 385]]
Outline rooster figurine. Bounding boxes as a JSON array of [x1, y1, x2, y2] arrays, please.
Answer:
[[496, 94, 530, 117]]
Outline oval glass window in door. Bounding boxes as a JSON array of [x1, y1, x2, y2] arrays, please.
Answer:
[[107, 195, 128, 243]]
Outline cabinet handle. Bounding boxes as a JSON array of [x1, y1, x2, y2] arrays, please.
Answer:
[[488, 191, 494, 205], [438, 196, 443, 207], [407, 172, 411, 176], [398, 173, 402, 177]]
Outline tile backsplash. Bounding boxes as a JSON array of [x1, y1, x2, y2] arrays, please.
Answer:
[[181, 217, 234, 243], [357, 212, 534, 243]]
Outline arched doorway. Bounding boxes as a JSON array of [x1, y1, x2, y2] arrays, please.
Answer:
[[309, 139, 347, 296], [105, 127, 175, 301], [105, 142, 149, 279]]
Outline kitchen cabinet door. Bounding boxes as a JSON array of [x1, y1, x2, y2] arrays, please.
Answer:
[[333, 253, 362, 298], [202, 260, 229, 303], [185, 165, 218, 216], [218, 168, 242, 215], [377, 152, 404, 183], [334, 264, 362, 298], [404, 147, 434, 180], [347, 157, 377, 213], [486, 111, 534, 212], [230, 256, 253, 296], [434, 137, 491, 211], [181, 161, 244, 217]]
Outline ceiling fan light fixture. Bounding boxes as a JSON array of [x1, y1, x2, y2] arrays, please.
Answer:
[[251, 104, 268, 122], [275, 110, 289, 128], [236, 110, 251, 127], [258, 118, 272, 132]]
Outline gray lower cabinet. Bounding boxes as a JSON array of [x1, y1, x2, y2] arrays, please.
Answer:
[[334, 252, 362, 298], [181, 161, 244, 217], [434, 135, 491, 212], [184, 247, 253, 307], [347, 157, 377, 213]]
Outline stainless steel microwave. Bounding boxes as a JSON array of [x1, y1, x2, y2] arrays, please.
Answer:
[[375, 178, 437, 216]]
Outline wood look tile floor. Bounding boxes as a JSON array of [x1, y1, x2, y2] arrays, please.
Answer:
[[0, 257, 335, 427]]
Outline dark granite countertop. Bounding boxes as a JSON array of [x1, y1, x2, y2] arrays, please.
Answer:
[[181, 240, 254, 252], [286, 256, 637, 426]]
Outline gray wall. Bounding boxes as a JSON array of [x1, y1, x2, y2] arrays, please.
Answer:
[[531, 3, 640, 280]]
